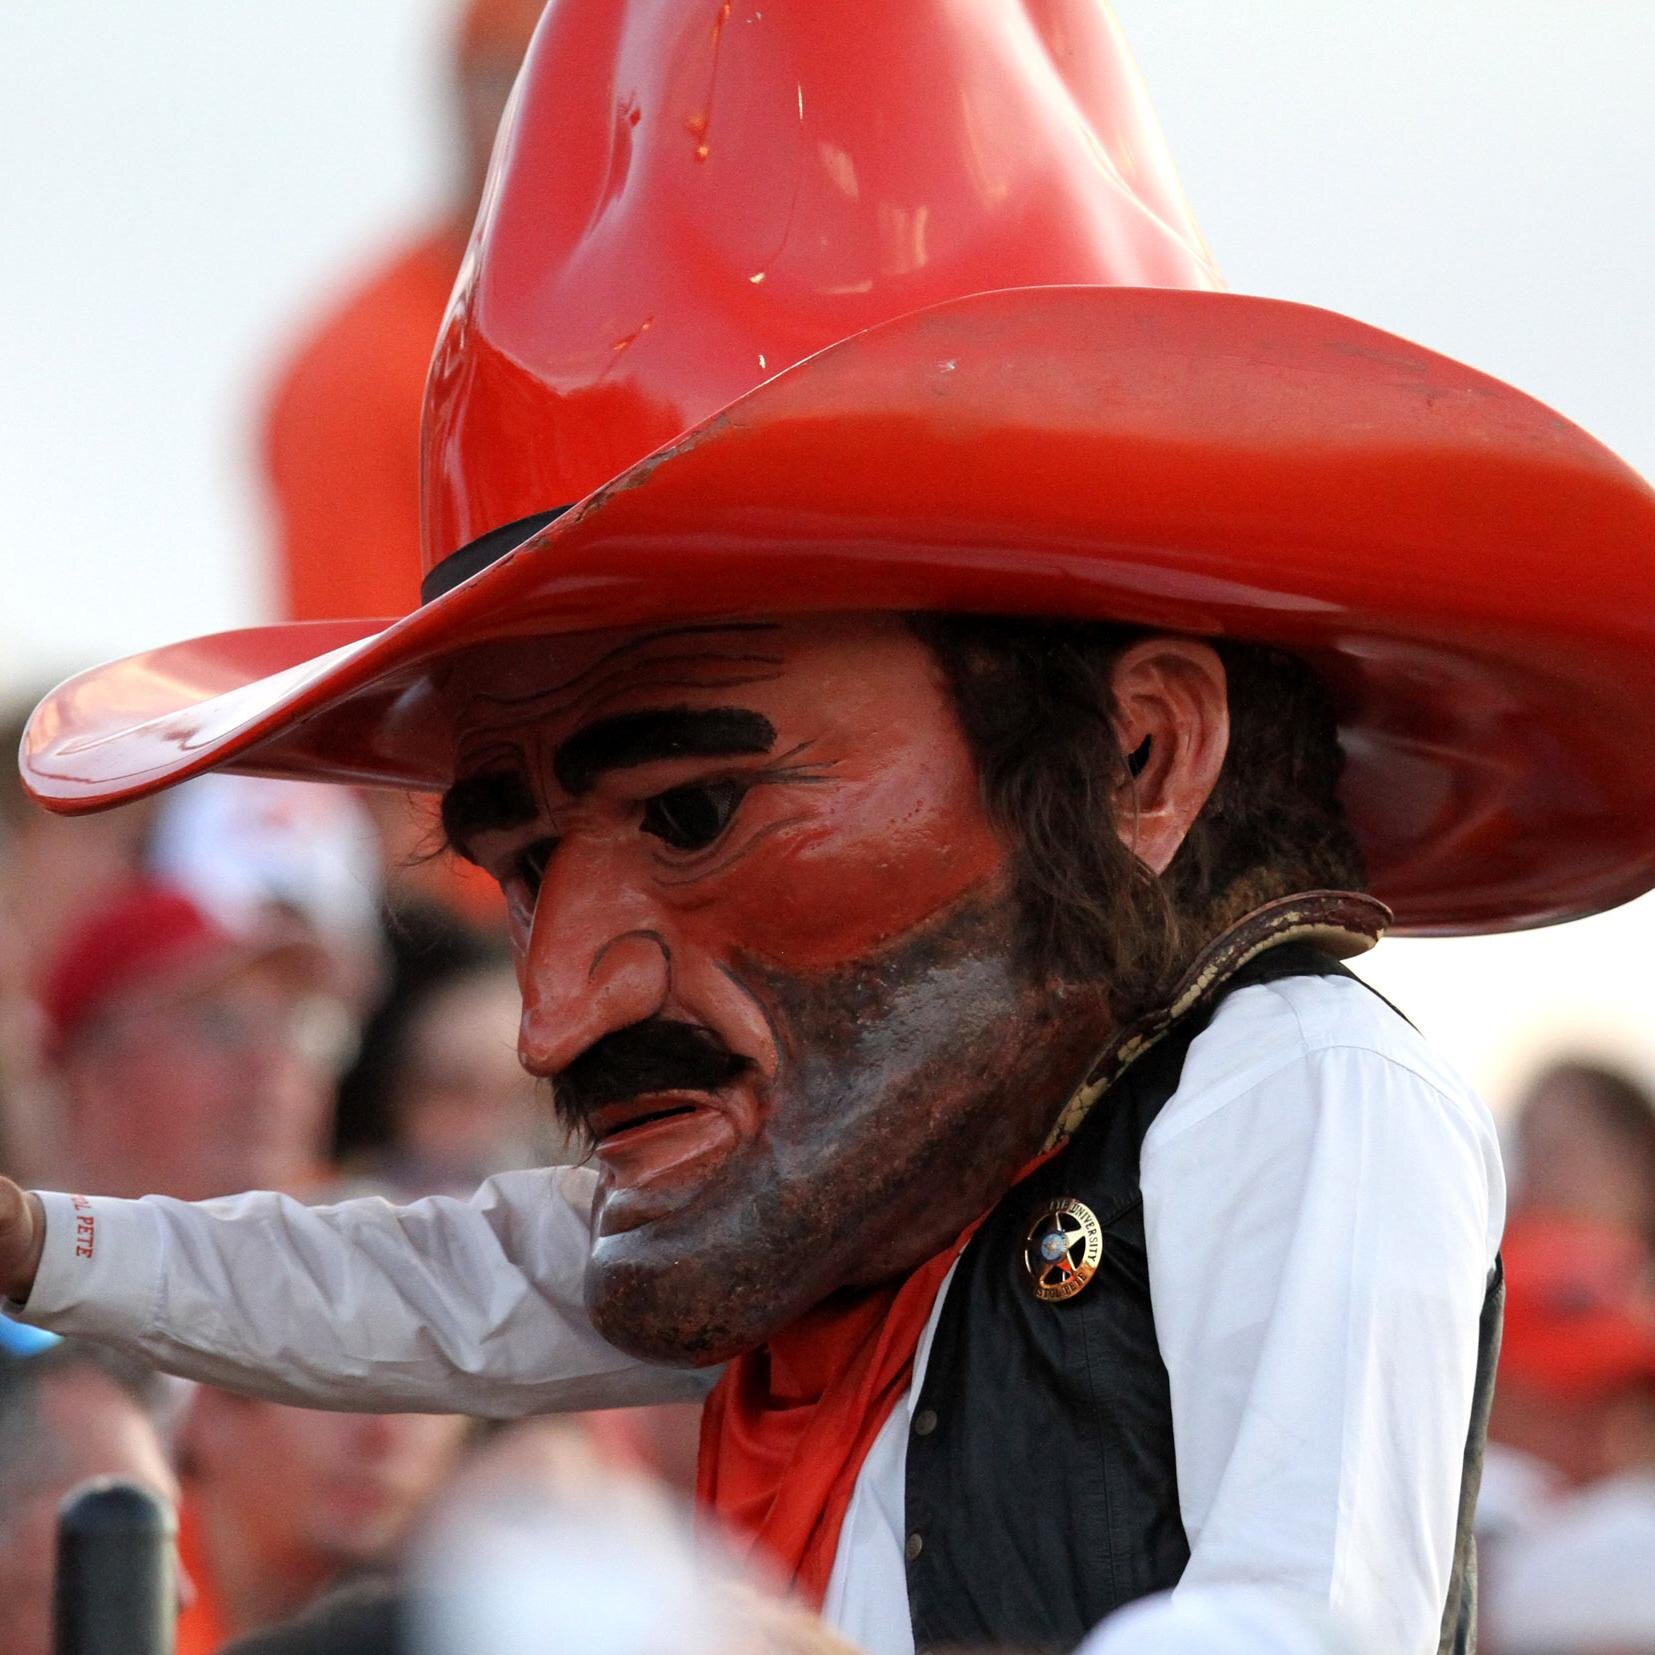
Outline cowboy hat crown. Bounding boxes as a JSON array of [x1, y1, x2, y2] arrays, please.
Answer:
[[424, 0, 1218, 580], [21, 0, 1655, 937]]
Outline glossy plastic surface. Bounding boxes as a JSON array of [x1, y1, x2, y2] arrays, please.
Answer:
[[26, 285, 1655, 933], [20, 0, 1655, 935], [423, 0, 1218, 568]]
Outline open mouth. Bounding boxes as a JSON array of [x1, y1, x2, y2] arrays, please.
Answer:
[[589, 1094, 707, 1144], [587, 1090, 742, 1232]]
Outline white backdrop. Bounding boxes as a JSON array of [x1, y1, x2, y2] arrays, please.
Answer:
[[0, 2, 1651, 1106]]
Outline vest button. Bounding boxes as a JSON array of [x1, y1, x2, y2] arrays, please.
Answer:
[[912, 1408, 938, 1437], [905, 1532, 924, 1562]]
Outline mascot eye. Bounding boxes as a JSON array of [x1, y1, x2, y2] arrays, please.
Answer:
[[640, 779, 747, 852], [515, 837, 558, 898]]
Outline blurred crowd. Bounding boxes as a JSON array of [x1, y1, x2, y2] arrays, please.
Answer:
[[3, 2, 1653, 1652]]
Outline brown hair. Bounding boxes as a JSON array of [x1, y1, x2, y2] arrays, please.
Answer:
[[1516, 1059, 1655, 1250], [909, 615, 1366, 1019]]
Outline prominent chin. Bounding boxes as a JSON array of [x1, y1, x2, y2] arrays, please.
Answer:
[[585, 1249, 792, 1368]]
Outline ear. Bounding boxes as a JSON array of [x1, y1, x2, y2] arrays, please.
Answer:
[[1108, 638, 1229, 874]]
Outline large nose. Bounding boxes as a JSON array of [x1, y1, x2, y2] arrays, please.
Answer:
[[516, 841, 672, 1078]]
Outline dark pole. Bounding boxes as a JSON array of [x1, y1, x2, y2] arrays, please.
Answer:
[[53, 1477, 177, 1655]]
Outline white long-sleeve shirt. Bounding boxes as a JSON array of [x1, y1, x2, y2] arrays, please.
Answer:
[[12, 970, 1503, 1655]]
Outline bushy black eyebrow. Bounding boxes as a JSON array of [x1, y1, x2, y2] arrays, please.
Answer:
[[553, 707, 776, 796], [440, 770, 539, 859]]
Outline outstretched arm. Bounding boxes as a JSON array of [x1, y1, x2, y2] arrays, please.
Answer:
[[0, 1169, 715, 1415]]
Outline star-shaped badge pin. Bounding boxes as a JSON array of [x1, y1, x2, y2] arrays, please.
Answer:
[[1023, 1198, 1104, 1302]]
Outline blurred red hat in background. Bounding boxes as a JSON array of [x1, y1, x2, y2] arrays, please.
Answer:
[[42, 877, 335, 1055], [1499, 1216, 1655, 1401], [43, 881, 238, 1052]]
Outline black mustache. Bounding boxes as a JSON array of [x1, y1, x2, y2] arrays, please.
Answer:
[[553, 1018, 752, 1132]]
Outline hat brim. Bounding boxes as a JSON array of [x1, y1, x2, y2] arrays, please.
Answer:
[[23, 286, 1655, 935]]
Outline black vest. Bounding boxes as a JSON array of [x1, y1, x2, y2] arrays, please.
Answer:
[[903, 942, 1502, 1653]]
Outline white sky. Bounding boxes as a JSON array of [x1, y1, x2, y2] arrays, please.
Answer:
[[0, 1, 1651, 1107]]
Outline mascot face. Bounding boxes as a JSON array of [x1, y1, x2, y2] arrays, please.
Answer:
[[439, 613, 1111, 1363]]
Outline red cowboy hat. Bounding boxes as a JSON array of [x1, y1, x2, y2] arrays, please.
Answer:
[[21, 0, 1655, 935]]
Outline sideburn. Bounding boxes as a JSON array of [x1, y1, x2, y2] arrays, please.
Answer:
[[908, 615, 1369, 1018], [583, 885, 1113, 1367], [905, 613, 1181, 1018]]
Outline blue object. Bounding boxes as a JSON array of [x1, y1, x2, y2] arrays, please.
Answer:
[[0, 1316, 59, 1356]]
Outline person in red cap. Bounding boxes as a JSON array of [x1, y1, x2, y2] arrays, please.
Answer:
[[6, 4, 1655, 1650], [40, 880, 345, 1203]]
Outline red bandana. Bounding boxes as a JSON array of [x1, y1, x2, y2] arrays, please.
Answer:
[[695, 1157, 1054, 1605]]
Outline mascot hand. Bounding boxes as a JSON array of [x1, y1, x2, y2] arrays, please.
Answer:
[[0, 1177, 46, 1305]]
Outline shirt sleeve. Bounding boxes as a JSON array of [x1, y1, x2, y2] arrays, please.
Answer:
[[12, 1167, 717, 1415], [1140, 1038, 1501, 1653], [1075, 1584, 1380, 1654]]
